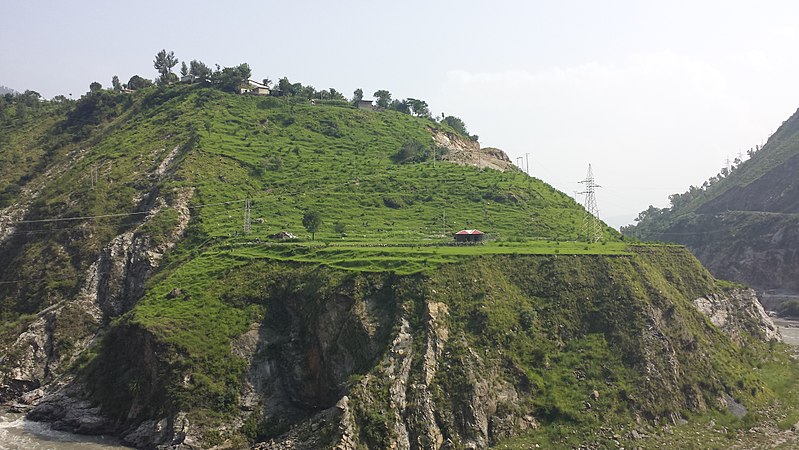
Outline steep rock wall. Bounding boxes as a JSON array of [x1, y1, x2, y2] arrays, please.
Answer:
[[33, 248, 779, 449]]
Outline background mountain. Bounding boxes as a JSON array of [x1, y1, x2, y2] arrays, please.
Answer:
[[0, 85, 18, 96], [624, 107, 799, 296], [0, 83, 794, 449]]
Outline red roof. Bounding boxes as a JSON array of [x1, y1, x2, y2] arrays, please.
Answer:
[[455, 229, 484, 235]]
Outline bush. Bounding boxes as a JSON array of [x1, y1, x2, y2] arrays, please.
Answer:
[[391, 139, 432, 164]]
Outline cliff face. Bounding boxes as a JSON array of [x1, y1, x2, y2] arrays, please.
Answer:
[[432, 130, 516, 172], [0, 148, 192, 405], [665, 212, 799, 292], [22, 248, 779, 449]]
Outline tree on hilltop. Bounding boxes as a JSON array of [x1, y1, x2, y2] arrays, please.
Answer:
[[89, 81, 102, 93], [352, 88, 363, 104], [442, 115, 469, 137], [328, 88, 345, 101], [388, 99, 410, 114], [211, 63, 251, 93], [111, 76, 122, 92], [407, 98, 430, 117], [127, 75, 153, 90], [153, 49, 179, 85], [180, 62, 189, 77], [374, 90, 391, 108], [189, 60, 212, 80]]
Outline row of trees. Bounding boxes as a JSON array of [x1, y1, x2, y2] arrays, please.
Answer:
[[87, 49, 476, 140]]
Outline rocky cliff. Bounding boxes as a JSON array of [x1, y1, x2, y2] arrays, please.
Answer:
[[20, 248, 781, 449], [432, 130, 516, 172]]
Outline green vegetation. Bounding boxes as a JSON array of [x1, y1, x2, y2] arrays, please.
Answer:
[[3, 76, 796, 449]]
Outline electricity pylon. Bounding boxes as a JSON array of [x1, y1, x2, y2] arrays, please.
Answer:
[[578, 164, 602, 243]]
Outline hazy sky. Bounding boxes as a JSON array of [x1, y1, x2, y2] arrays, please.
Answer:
[[3, 0, 799, 227]]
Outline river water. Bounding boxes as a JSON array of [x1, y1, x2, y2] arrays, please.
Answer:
[[0, 412, 127, 450], [774, 318, 799, 346]]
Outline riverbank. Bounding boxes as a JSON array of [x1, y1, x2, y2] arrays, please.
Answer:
[[0, 412, 127, 450]]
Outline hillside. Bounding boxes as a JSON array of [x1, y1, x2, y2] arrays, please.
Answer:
[[624, 107, 799, 294], [0, 84, 795, 449]]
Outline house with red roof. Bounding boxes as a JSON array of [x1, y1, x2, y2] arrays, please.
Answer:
[[454, 229, 485, 243]]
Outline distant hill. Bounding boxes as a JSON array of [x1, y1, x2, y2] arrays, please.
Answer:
[[624, 107, 799, 293], [0, 85, 18, 95]]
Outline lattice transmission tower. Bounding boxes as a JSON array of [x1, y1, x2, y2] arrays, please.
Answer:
[[578, 164, 602, 242]]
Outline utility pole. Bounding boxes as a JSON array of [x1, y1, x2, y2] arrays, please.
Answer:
[[525, 153, 530, 175], [90, 163, 98, 189], [516, 156, 523, 170], [244, 199, 251, 234], [578, 164, 602, 243]]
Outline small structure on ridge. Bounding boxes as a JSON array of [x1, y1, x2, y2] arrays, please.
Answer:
[[454, 229, 486, 243]]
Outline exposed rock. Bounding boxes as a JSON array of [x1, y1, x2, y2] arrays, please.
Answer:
[[719, 393, 748, 419], [432, 129, 515, 172], [27, 384, 115, 435], [693, 288, 780, 343]]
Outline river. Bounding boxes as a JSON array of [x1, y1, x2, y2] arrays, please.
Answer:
[[774, 317, 799, 346], [0, 412, 128, 450]]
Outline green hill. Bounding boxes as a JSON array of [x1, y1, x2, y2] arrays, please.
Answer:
[[0, 84, 796, 449], [623, 107, 799, 293]]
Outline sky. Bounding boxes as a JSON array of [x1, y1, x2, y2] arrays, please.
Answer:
[[3, 0, 799, 228]]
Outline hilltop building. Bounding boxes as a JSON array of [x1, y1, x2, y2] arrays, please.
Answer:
[[357, 99, 375, 110], [241, 79, 270, 96]]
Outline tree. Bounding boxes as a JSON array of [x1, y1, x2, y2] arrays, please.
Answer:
[[262, 78, 272, 88], [328, 88, 345, 101], [127, 75, 153, 90], [89, 81, 102, 93], [373, 90, 391, 108], [301, 85, 317, 99], [189, 60, 212, 80], [277, 77, 293, 96], [352, 88, 363, 104], [388, 99, 410, 114], [442, 115, 469, 136], [392, 139, 431, 164], [407, 98, 430, 117], [111, 75, 122, 92], [302, 210, 322, 240], [212, 63, 252, 93], [180, 61, 189, 77], [153, 49, 179, 85]]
